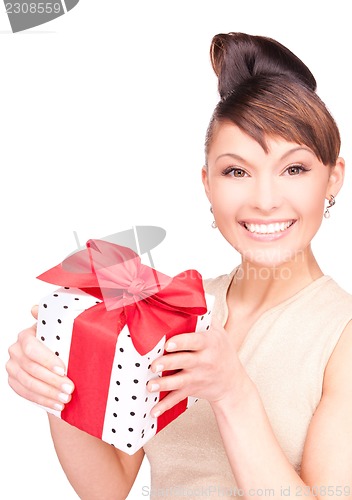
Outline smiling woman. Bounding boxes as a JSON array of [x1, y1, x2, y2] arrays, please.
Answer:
[[6, 32, 352, 500], [143, 33, 352, 498], [203, 125, 343, 267]]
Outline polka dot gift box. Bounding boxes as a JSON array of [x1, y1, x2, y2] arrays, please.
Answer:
[[35, 239, 214, 454]]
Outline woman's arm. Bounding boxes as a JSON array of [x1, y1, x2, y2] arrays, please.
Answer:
[[211, 321, 352, 499], [148, 319, 352, 499], [300, 320, 352, 490], [211, 380, 313, 498], [48, 415, 145, 500]]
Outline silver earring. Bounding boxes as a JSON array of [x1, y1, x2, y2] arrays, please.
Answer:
[[210, 206, 217, 228], [324, 195, 335, 219]]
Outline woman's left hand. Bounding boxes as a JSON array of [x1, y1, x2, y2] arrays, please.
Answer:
[[147, 318, 248, 417]]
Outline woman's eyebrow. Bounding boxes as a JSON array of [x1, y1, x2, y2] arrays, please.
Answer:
[[279, 146, 315, 161], [215, 153, 247, 163], [215, 146, 314, 164]]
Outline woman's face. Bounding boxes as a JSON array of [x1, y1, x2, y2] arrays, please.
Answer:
[[203, 122, 344, 268]]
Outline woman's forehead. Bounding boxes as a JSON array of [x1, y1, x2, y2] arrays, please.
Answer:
[[208, 122, 315, 162]]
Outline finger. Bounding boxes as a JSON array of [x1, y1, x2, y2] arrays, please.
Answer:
[[150, 389, 186, 418], [210, 316, 223, 330], [18, 329, 67, 375], [147, 370, 187, 394], [7, 358, 74, 407], [164, 332, 206, 353], [22, 357, 74, 393], [150, 352, 196, 374], [8, 374, 68, 412], [31, 305, 39, 320]]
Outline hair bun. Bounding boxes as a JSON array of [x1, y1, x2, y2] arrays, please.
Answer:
[[210, 32, 317, 99]]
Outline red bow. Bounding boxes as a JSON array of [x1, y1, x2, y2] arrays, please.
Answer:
[[37, 239, 207, 355]]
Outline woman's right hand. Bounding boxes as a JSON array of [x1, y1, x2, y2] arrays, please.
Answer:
[[6, 305, 75, 411]]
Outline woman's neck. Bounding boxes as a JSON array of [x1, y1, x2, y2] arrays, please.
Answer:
[[229, 246, 324, 315]]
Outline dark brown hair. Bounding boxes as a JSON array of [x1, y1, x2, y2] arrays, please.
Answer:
[[205, 33, 340, 166]]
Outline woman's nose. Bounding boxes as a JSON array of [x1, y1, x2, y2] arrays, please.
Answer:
[[252, 177, 282, 213]]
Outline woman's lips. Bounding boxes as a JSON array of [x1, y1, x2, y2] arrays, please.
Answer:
[[239, 219, 296, 241]]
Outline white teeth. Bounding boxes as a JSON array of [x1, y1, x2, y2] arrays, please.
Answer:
[[244, 221, 293, 234]]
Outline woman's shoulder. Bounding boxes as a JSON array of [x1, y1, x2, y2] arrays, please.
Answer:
[[203, 267, 238, 297], [202, 267, 238, 325], [322, 276, 352, 305]]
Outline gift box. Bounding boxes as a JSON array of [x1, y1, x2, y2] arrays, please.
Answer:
[[36, 239, 214, 454]]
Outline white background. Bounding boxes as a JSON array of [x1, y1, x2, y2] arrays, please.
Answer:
[[1, 1, 351, 498]]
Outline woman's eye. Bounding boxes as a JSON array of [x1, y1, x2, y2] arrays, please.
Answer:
[[285, 164, 310, 176], [222, 167, 247, 178]]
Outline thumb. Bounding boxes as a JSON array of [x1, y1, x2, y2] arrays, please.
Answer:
[[31, 305, 39, 320], [210, 316, 224, 331]]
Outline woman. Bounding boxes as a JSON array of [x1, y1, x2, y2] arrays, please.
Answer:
[[6, 33, 352, 499]]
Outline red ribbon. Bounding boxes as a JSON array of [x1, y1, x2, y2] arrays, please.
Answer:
[[37, 239, 207, 441]]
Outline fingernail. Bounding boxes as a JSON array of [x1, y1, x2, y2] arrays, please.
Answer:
[[54, 403, 64, 411], [166, 342, 176, 351], [61, 383, 74, 395], [149, 383, 160, 392], [152, 410, 161, 418], [53, 366, 65, 376], [153, 364, 164, 373], [58, 392, 70, 403]]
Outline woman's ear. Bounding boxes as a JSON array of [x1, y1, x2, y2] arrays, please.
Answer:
[[326, 157, 345, 198], [202, 166, 211, 203]]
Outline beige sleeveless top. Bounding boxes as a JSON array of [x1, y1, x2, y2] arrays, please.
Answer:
[[143, 270, 352, 496]]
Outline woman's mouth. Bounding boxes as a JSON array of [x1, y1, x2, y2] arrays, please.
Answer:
[[240, 219, 296, 240]]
